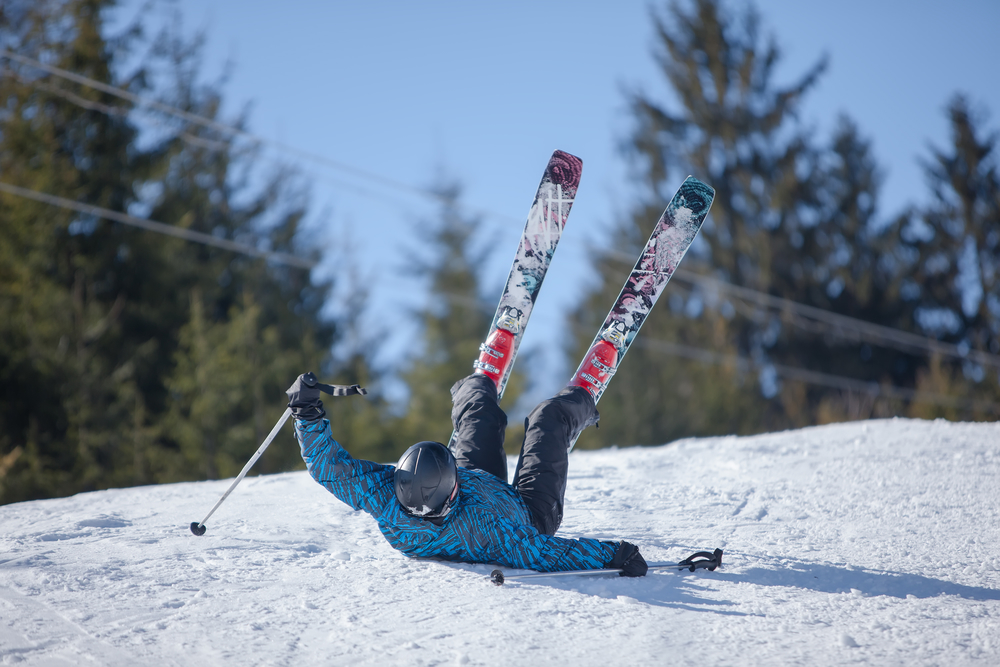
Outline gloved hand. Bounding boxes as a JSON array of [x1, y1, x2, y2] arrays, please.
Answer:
[[607, 541, 648, 577], [286, 372, 326, 421]]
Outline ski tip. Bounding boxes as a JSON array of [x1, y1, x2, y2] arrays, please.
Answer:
[[490, 569, 506, 586], [551, 149, 582, 164], [547, 151, 583, 187], [682, 175, 715, 197]]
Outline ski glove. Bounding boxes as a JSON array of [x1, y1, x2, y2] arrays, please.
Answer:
[[286, 373, 368, 421], [286, 372, 326, 421], [606, 541, 648, 577]]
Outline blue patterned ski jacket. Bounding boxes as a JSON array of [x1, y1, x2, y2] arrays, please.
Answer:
[[295, 418, 619, 572]]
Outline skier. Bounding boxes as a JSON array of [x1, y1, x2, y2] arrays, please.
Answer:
[[287, 342, 648, 576]]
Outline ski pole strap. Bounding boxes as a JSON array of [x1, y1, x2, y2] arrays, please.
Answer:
[[316, 383, 367, 396]]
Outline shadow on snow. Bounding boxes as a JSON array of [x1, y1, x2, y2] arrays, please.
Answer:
[[479, 555, 1000, 612], [729, 557, 1000, 602]]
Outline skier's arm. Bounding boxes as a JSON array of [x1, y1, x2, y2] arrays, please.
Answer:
[[294, 417, 395, 516], [286, 372, 394, 516], [488, 516, 620, 572]]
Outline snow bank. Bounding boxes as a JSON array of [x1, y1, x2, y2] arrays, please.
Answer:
[[1, 418, 998, 665]]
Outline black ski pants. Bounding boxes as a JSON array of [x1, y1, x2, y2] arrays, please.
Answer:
[[449, 374, 599, 536]]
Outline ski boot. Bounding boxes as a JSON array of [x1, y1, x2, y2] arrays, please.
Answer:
[[473, 306, 523, 391], [568, 321, 625, 400]]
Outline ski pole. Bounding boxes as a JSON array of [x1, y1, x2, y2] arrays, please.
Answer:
[[189, 407, 292, 535], [490, 548, 722, 585], [189, 382, 366, 536]]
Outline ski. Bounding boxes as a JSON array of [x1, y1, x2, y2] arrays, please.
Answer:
[[568, 176, 715, 449], [489, 548, 723, 585], [472, 150, 583, 398]]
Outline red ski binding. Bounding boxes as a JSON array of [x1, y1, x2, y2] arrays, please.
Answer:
[[474, 306, 521, 389], [568, 321, 625, 399]]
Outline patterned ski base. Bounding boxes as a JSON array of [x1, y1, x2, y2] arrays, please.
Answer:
[[482, 150, 583, 399], [570, 176, 715, 437]]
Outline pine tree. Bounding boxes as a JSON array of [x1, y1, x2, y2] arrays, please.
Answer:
[[137, 26, 337, 481], [0, 0, 355, 502], [571, 0, 829, 446], [769, 117, 911, 424], [1, 0, 155, 499], [903, 96, 1000, 419], [568, 0, 950, 445], [394, 182, 526, 453]]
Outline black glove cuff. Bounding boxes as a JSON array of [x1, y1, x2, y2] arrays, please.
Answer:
[[290, 404, 326, 422]]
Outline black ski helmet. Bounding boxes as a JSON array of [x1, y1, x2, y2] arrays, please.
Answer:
[[393, 441, 459, 518]]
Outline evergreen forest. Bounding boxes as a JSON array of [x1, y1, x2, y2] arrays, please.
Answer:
[[1, 0, 997, 503]]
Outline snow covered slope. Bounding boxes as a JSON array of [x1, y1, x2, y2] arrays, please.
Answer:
[[1, 418, 998, 666]]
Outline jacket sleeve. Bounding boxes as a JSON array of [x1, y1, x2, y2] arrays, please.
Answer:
[[294, 417, 395, 517], [486, 515, 618, 572]]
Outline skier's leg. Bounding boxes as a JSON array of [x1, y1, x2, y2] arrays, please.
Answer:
[[449, 373, 509, 481], [512, 386, 599, 535]]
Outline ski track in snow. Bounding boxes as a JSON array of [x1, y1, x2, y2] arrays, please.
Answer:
[[1, 418, 998, 665]]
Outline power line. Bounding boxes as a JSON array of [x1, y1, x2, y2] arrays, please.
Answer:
[[0, 181, 316, 270], [8, 184, 981, 412], [1, 64, 448, 220], [637, 338, 998, 413], [674, 268, 1000, 370], [0, 49, 519, 224], [4, 66, 130, 117], [603, 248, 1000, 371], [8, 49, 998, 394]]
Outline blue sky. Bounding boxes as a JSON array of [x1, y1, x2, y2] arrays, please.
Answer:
[[111, 0, 1000, 408]]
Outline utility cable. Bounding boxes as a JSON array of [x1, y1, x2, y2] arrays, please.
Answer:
[[603, 248, 1000, 371], [8, 50, 997, 382], [2, 65, 428, 219], [0, 181, 316, 270], [0, 49, 518, 224], [636, 338, 998, 413], [673, 268, 1000, 371]]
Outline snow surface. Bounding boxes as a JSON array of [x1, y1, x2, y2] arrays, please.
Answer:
[[1, 418, 999, 666]]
